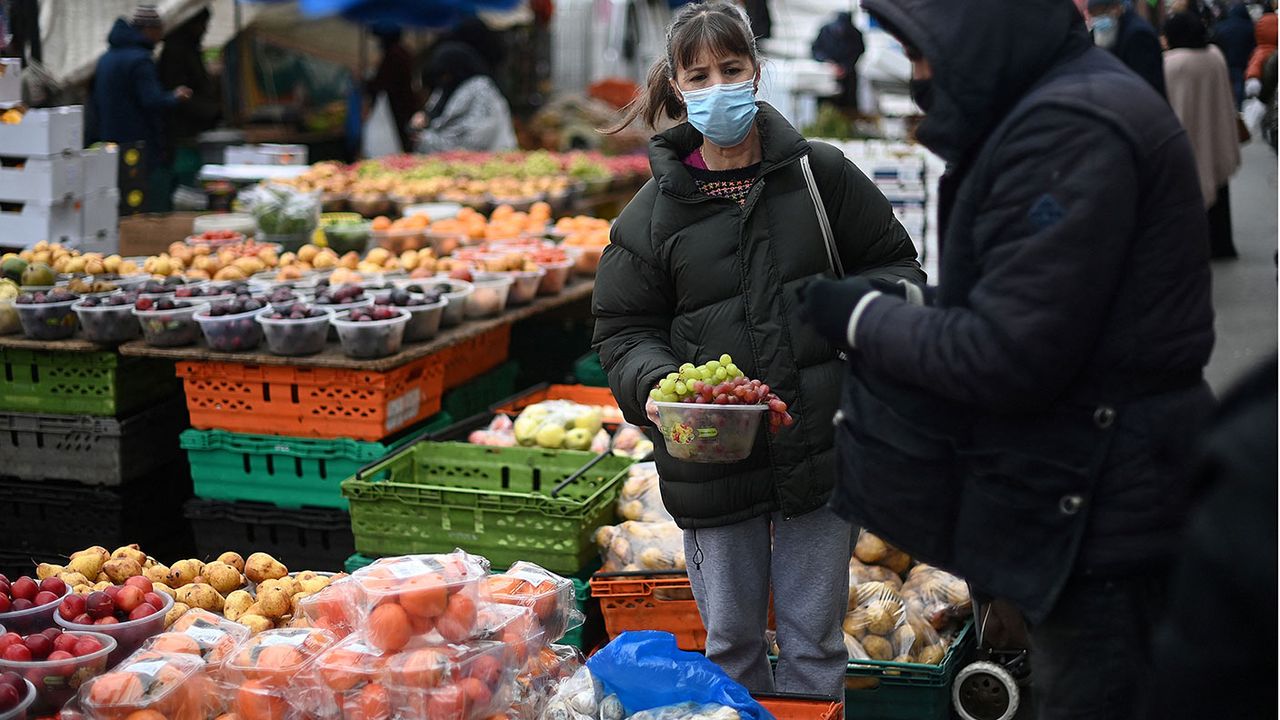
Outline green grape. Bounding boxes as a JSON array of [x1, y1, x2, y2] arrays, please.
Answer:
[[659, 378, 676, 394], [680, 363, 696, 372], [705, 360, 721, 373], [719, 354, 733, 365], [649, 388, 662, 400], [699, 367, 713, 380], [727, 364, 741, 378], [714, 368, 728, 381], [675, 381, 687, 396]]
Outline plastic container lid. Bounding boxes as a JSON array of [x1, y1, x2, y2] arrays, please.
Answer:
[[77, 649, 210, 719], [653, 401, 768, 463], [224, 628, 337, 686], [350, 552, 488, 620], [147, 609, 251, 667]]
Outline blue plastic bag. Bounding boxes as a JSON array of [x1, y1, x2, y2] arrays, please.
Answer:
[[586, 631, 774, 720]]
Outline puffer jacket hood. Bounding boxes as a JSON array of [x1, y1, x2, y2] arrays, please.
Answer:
[[1257, 12, 1277, 47], [862, 0, 1090, 163], [108, 18, 154, 51]]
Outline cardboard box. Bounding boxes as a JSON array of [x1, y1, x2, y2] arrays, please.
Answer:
[[0, 106, 84, 156], [82, 188, 119, 242], [81, 146, 119, 194], [0, 154, 83, 203], [0, 59, 21, 107], [118, 212, 202, 256], [0, 197, 83, 245]]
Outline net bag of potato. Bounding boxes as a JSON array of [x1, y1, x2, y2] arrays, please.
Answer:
[[842, 581, 912, 662], [853, 530, 912, 575], [541, 666, 623, 720], [594, 521, 685, 573], [901, 564, 973, 632], [616, 463, 673, 523], [848, 556, 903, 596], [482, 562, 584, 644], [511, 644, 585, 720]]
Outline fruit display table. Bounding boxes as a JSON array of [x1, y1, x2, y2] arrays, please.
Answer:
[[116, 279, 594, 371]]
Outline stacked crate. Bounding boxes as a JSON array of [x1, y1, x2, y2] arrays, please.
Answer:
[[0, 347, 191, 577], [0, 65, 120, 253]]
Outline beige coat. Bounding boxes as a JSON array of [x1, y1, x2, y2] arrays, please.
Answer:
[[1164, 46, 1242, 207]]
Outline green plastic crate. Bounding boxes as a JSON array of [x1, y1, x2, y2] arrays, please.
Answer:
[[441, 361, 520, 421], [341, 553, 598, 649], [842, 620, 975, 720], [182, 413, 453, 510], [0, 348, 178, 416], [573, 352, 608, 387], [341, 442, 632, 574]]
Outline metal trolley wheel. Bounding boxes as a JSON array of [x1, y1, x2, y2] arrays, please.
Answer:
[[953, 660, 1021, 720]]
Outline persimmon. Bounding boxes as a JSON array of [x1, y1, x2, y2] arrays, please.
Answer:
[[436, 593, 477, 644], [236, 680, 289, 720], [148, 632, 202, 656], [398, 575, 448, 619], [123, 710, 166, 720], [459, 678, 492, 710], [343, 682, 390, 720], [365, 603, 412, 653], [87, 673, 145, 707], [388, 648, 446, 687]]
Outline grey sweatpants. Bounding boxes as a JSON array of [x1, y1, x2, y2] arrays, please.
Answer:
[[684, 506, 851, 698]]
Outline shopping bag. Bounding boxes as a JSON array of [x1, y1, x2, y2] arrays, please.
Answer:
[[361, 92, 402, 158], [586, 631, 774, 720]]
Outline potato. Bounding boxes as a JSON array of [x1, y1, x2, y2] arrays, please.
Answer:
[[255, 587, 291, 619], [103, 557, 142, 584], [217, 552, 245, 574], [916, 643, 945, 665], [111, 545, 147, 566], [882, 549, 912, 576], [239, 615, 273, 634], [37, 563, 64, 580], [202, 562, 244, 595], [854, 532, 890, 564], [176, 583, 225, 613], [245, 553, 288, 583], [59, 572, 90, 588], [862, 635, 894, 661], [153, 582, 177, 599], [223, 590, 254, 621], [144, 564, 170, 585], [167, 559, 204, 588], [165, 602, 191, 629], [866, 600, 901, 635], [843, 608, 869, 639]]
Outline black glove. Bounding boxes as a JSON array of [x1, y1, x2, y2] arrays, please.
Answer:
[[796, 276, 877, 350]]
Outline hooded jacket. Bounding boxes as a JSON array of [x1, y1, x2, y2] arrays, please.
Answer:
[[840, 0, 1215, 622], [1246, 12, 1277, 81], [1213, 2, 1258, 100], [92, 19, 178, 163], [593, 103, 922, 528], [1112, 7, 1168, 98]]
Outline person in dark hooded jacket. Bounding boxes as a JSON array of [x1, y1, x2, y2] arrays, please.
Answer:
[[1211, 2, 1258, 106], [797, 0, 1215, 717], [1087, 0, 1168, 97], [593, 1, 922, 699], [811, 12, 865, 109], [92, 6, 192, 170]]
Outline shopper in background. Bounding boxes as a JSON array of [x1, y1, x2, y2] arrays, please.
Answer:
[[1164, 12, 1242, 258], [1210, 2, 1257, 106], [799, 0, 1215, 717], [412, 42, 516, 154], [91, 5, 191, 212], [1087, 0, 1168, 96], [811, 11, 865, 110], [594, 1, 922, 698], [366, 26, 418, 154], [158, 8, 220, 188], [1245, 9, 1277, 92]]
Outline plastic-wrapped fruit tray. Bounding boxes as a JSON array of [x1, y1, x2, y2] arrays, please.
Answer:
[[0, 397, 188, 486], [0, 348, 179, 417], [176, 355, 444, 441]]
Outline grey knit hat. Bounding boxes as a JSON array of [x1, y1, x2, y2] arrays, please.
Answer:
[[130, 4, 162, 29]]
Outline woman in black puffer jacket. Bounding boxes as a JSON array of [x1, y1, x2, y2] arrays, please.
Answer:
[[591, 1, 922, 698]]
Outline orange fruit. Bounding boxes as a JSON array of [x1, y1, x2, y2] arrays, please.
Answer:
[[123, 710, 166, 720], [399, 575, 448, 619], [366, 603, 413, 653], [390, 648, 446, 687], [149, 632, 202, 656], [343, 682, 390, 720], [236, 680, 289, 720]]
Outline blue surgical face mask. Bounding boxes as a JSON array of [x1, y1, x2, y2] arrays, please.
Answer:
[[1091, 15, 1119, 49], [680, 79, 759, 148]]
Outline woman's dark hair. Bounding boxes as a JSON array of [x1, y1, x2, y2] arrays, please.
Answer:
[[423, 42, 490, 120], [604, 1, 760, 134], [1164, 11, 1209, 49]]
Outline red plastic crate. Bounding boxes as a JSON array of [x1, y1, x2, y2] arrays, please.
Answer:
[[442, 323, 512, 389], [491, 383, 622, 425], [757, 695, 843, 720], [590, 571, 706, 651], [176, 356, 444, 441]]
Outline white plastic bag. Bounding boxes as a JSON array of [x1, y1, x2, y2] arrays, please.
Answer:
[[362, 93, 402, 159]]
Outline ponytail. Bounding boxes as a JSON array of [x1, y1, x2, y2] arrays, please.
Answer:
[[602, 57, 684, 135]]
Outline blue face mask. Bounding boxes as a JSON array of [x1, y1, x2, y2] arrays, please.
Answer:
[[680, 79, 759, 148]]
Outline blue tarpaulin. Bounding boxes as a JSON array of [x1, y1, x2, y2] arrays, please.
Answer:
[[296, 0, 520, 27]]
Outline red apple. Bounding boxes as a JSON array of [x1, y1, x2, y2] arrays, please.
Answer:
[[84, 592, 113, 620], [9, 578, 36, 602], [33, 591, 58, 607], [124, 577, 153, 595], [127, 603, 158, 621], [9, 599, 32, 612], [0, 684, 18, 714], [143, 592, 165, 610], [39, 578, 67, 597], [39, 628, 61, 643], [0, 596, 9, 614], [72, 637, 102, 657], [1, 644, 31, 662], [44, 650, 75, 677], [103, 586, 121, 603], [93, 617, 119, 626], [0, 582, 9, 599], [114, 586, 144, 614], [72, 613, 93, 626], [23, 634, 51, 660], [0, 634, 20, 653], [53, 633, 78, 655], [59, 595, 86, 622]]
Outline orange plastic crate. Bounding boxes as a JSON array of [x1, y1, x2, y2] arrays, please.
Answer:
[[590, 571, 706, 651], [442, 323, 512, 389], [757, 695, 844, 720], [176, 356, 444, 441], [491, 383, 622, 424]]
